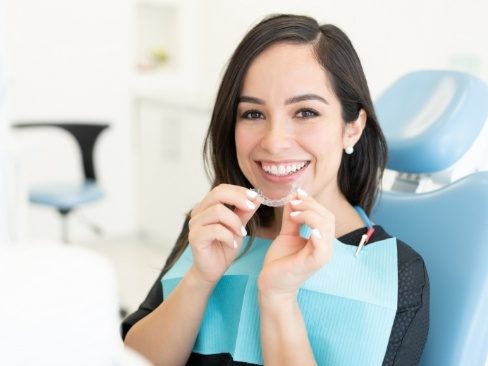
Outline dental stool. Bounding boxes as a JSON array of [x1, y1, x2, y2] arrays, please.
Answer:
[[13, 122, 109, 243], [371, 70, 488, 365]]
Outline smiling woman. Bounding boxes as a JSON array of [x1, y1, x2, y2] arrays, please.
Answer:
[[235, 42, 365, 207], [122, 14, 429, 366]]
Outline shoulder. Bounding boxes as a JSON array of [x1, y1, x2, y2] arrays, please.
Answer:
[[338, 225, 429, 295], [369, 226, 427, 276], [372, 228, 430, 364], [371, 226, 429, 319]]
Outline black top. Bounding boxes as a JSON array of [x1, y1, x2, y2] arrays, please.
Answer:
[[122, 225, 429, 366]]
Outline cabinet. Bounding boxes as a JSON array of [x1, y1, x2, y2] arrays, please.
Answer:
[[134, 0, 203, 97], [135, 98, 211, 246], [133, 0, 210, 246]]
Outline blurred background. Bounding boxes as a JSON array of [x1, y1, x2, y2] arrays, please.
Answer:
[[1, 0, 487, 314]]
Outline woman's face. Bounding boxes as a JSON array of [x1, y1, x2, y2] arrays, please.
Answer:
[[235, 42, 364, 204]]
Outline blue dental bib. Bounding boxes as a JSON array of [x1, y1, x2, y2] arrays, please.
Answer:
[[162, 236, 398, 365]]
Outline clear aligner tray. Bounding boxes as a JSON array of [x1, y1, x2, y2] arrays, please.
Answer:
[[251, 183, 299, 207]]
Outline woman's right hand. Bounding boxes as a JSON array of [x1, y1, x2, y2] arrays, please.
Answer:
[[188, 184, 260, 286]]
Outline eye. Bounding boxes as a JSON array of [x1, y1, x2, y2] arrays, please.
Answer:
[[240, 109, 265, 120], [296, 108, 319, 119]]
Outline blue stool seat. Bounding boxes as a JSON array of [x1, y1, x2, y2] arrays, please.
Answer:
[[13, 122, 109, 242], [30, 180, 104, 212]]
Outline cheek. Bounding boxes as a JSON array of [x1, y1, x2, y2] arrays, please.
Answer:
[[235, 126, 254, 165], [303, 127, 344, 162]]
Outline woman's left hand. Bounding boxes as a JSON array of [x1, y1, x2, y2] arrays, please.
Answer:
[[258, 190, 335, 298]]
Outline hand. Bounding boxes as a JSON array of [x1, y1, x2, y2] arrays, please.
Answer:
[[188, 184, 260, 286], [258, 189, 334, 299]]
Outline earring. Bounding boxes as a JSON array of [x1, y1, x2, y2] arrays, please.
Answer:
[[345, 146, 354, 155]]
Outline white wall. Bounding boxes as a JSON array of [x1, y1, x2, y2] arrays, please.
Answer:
[[142, 0, 488, 246], [197, 0, 488, 99], [0, 0, 14, 243], [3, 0, 487, 244], [4, 0, 137, 241]]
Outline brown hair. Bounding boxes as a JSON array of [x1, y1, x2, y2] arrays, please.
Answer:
[[162, 14, 387, 274]]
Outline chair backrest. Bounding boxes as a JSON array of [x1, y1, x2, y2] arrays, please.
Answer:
[[372, 173, 488, 365], [13, 122, 109, 181], [371, 70, 488, 366]]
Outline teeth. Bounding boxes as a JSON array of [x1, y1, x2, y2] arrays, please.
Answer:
[[262, 162, 307, 176]]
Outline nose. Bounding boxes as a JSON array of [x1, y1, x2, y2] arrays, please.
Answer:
[[259, 121, 292, 154]]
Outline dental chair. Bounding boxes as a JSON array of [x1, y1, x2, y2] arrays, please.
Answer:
[[372, 70, 488, 366]]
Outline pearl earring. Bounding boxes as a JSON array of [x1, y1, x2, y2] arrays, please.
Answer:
[[345, 146, 354, 155]]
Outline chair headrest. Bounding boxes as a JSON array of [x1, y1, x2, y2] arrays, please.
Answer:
[[375, 70, 488, 174]]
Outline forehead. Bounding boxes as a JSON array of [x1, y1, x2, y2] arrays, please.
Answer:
[[241, 42, 333, 96]]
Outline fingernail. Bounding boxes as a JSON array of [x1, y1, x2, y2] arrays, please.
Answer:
[[290, 211, 301, 217], [233, 239, 238, 249], [246, 189, 258, 199], [240, 226, 247, 236], [245, 199, 256, 209], [312, 228, 322, 239], [297, 188, 308, 197], [290, 199, 302, 206]]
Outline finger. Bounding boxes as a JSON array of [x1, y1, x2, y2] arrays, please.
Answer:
[[234, 189, 261, 233], [189, 224, 237, 250], [280, 187, 323, 237], [279, 193, 302, 237], [190, 203, 248, 238], [288, 209, 334, 261], [193, 184, 259, 215], [289, 197, 328, 217]]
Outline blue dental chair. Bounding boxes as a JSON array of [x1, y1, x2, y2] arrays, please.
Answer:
[[372, 70, 488, 366]]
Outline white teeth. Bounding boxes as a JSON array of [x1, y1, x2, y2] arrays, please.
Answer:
[[261, 162, 308, 176]]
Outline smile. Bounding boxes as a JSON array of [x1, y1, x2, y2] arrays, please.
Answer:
[[259, 161, 310, 177]]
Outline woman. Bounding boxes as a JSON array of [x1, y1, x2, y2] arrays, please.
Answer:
[[122, 14, 429, 366]]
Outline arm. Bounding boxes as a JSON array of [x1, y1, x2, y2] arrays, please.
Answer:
[[259, 293, 317, 366], [124, 184, 260, 365], [124, 266, 214, 366], [258, 190, 334, 365]]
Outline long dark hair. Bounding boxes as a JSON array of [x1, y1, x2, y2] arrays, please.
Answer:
[[162, 14, 387, 274]]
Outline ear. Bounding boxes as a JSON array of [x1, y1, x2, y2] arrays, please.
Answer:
[[343, 109, 367, 148]]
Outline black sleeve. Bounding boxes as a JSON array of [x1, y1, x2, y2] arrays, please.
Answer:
[[120, 270, 165, 340], [382, 241, 430, 366], [121, 216, 190, 340]]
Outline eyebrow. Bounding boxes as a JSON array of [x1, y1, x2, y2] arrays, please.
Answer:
[[286, 94, 328, 105], [238, 94, 328, 105], [238, 96, 265, 104]]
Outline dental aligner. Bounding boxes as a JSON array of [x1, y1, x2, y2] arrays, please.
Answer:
[[251, 183, 300, 207]]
